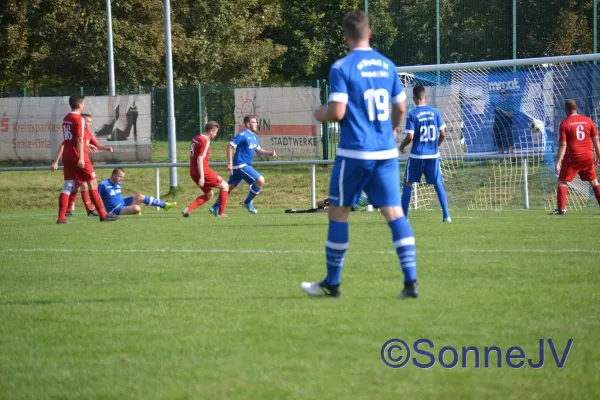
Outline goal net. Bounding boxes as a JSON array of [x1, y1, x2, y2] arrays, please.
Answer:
[[397, 54, 600, 211]]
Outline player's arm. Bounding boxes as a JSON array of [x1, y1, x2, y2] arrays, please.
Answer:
[[256, 146, 276, 157], [197, 154, 204, 186], [50, 142, 65, 171], [89, 135, 113, 152], [555, 142, 567, 176], [438, 127, 447, 146], [315, 102, 346, 122], [592, 136, 600, 167], [226, 143, 234, 172], [399, 134, 413, 154], [316, 65, 347, 122]]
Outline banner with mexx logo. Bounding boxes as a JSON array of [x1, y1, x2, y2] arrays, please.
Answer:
[[0, 95, 151, 162]]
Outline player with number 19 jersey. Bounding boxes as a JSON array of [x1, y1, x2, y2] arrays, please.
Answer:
[[330, 48, 406, 159], [404, 105, 446, 159], [328, 48, 406, 208]]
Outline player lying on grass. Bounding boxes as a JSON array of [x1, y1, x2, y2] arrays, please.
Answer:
[[98, 167, 176, 215], [285, 191, 372, 213], [51, 113, 113, 217]]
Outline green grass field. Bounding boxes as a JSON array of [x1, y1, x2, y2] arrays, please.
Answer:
[[1, 208, 599, 399]]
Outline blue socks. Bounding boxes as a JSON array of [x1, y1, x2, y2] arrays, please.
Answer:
[[434, 184, 450, 219], [401, 184, 412, 217], [244, 184, 261, 204], [389, 217, 417, 283], [325, 221, 349, 286], [143, 196, 166, 208]]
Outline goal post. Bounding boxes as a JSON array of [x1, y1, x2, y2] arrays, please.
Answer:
[[397, 54, 600, 211]]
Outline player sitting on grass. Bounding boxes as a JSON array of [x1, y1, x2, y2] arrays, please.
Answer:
[[98, 167, 176, 215]]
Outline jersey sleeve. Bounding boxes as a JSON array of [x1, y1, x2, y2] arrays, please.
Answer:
[[404, 112, 415, 135], [88, 131, 100, 147], [436, 110, 446, 130], [590, 120, 598, 138], [328, 64, 348, 104], [390, 71, 406, 104], [230, 132, 245, 148]]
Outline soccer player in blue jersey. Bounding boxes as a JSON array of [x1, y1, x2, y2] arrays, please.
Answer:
[[208, 115, 277, 215], [399, 85, 451, 222], [300, 10, 418, 299], [98, 167, 176, 215]]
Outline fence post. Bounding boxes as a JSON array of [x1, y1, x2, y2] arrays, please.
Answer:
[[23, 88, 26, 97], [322, 80, 329, 160], [155, 167, 161, 210], [310, 164, 316, 209], [522, 157, 529, 209]]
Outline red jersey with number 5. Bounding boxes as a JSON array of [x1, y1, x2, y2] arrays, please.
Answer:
[[62, 112, 86, 161], [559, 113, 598, 162], [189, 134, 211, 177]]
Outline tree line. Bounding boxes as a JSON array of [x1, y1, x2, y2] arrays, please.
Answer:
[[0, 0, 595, 89]]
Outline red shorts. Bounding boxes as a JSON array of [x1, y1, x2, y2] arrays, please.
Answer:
[[63, 160, 96, 182], [191, 169, 224, 193], [558, 158, 597, 182]]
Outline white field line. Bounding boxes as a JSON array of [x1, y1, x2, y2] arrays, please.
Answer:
[[2, 248, 600, 255]]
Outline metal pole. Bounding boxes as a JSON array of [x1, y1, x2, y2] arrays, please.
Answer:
[[512, 0, 517, 69], [155, 167, 161, 210], [163, 0, 178, 190], [198, 83, 203, 133], [364, 0, 368, 15], [436, 0, 441, 83], [522, 157, 529, 209], [106, 0, 116, 96], [310, 164, 316, 209], [594, 0, 597, 58]]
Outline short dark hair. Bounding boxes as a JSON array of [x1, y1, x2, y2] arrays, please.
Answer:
[[343, 11, 370, 42], [243, 115, 256, 124], [565, 99, 577, 112], [413, 85, 426, 100], [204, 121, 220, 131], [81, 113, 92, 118], [112, 167, 125, 176], [68, 94, 85, 110]]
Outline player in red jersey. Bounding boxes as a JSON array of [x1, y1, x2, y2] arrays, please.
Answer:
[[553, 99, 600, 215], [182, 121, 229, 217], [56, 94, 118, 223], [51, 113, 113, 217]]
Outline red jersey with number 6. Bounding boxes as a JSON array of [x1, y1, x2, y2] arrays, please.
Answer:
[[62, 112, 86, 161], [559, 113, 598, 163], [189, 134, 211, 177]]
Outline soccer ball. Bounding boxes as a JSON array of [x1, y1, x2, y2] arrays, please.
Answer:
[[530, 118, 545, 135]]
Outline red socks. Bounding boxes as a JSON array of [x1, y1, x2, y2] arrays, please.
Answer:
[[593, 185, 600, 207], [57, 193, 70, 222], [89, 189, 107, 220], [556, 186, 567, 211], [218, 190, 229, 215], [188, 194, 210, 212], [81, 191, 94, 213]]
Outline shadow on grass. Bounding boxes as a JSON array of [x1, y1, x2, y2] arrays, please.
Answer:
[[0, 295, 305, 306]]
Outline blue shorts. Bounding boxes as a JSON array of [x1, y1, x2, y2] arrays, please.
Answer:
[[328, 157, 400, 208], [228, 165, 261, 186], [107, 196, 134, 215], [404, 157, 444, 185]]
